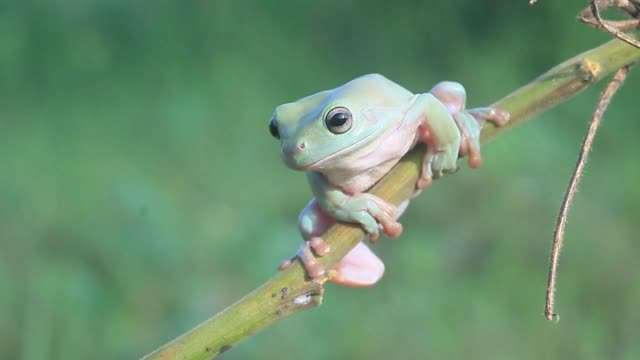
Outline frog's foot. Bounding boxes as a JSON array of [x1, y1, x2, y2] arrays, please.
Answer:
[[278, 237, 386, 286], [454, 107, 510, 168], [345, 193, 403, 243], [278, 237, 332, 278], [329, 242, 385, 287], [416, 126, 461, 190], [282, 197, 400, 284]]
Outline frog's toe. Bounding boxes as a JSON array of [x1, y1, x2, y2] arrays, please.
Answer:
[[453, 111, 483, 168], [417, 147, 436, 189], [360, 194, 403, 239], [431, 146, 460, 177], [350, 210, 382, 243], [297, 240, 327, 278], [278, 256, 295, 271], [416, 175, 432, 190], [363, 194, 397, 219], [486, 108, 510, 126], [467, 107, 511, 126], [382, 220, 403, 238], [309, 237, 331, 256], [345, 193, 402, 242], [279, 237, 332, 279]]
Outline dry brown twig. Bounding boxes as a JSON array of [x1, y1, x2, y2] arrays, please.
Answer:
[[543, 0, 639, 321], [544, 64, 635, 321], [578, 0, 640, 48]]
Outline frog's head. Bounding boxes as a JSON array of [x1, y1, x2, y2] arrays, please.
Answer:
[[268, 74, 412, 171]]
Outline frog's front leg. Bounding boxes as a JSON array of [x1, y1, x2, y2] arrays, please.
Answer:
[[308, 172, 403, 243], [405, 93, 462, 189], [451, 107, 510, 167], [429, 81, 510, 168]]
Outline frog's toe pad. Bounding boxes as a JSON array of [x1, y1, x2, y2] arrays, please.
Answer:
[[382, 221, 403, 239], [330, 242, 385, 287], [467, 107, 511, 126], [309, 237, 331, 256], [417, 175, 433, 190], [279, 239, 328, 279], [488, 108, 510, 126]]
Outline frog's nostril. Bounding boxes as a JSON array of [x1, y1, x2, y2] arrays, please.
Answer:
[[298, 142, 306, 150]]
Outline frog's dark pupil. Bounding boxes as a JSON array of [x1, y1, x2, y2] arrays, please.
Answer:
[[329, 113, 349, 127], [269, 119, 280, 139]]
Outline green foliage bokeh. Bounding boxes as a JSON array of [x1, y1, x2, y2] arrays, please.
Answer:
[[1, 1, 639, 359]]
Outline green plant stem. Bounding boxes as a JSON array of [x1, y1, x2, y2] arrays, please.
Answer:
[[142, 37, 639, 360]]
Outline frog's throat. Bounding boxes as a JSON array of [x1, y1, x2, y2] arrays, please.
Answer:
[[300, 129, 379, 171]]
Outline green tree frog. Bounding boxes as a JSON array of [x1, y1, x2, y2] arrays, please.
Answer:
[[269, 74, 509, 287]]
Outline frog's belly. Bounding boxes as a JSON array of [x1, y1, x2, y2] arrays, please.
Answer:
[[322, 124, 419, 194], [324, 157, 402, 195]]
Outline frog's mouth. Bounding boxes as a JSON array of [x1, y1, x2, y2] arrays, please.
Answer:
[[298, 125, 385, 171]]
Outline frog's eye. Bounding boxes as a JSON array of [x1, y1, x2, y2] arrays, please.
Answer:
[[269, 117, 280, 139], [325, 107, 353, 134]]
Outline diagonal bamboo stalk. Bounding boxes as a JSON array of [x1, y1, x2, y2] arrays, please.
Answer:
[[142, 36, 640, 360]]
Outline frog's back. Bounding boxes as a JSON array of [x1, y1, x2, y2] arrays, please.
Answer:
[[332, 74, 415, 108]]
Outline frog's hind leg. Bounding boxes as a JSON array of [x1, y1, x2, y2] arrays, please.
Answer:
[[279, 199, 335, 278], [329, 242, 385, 287], [429, 81, 510, 168], [279, 198, 388, 287]]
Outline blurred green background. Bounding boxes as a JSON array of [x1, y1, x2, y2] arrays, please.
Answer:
[[1, 1, 639, 359]]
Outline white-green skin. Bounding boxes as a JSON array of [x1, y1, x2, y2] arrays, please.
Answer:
[[270, 74, 509, 287]]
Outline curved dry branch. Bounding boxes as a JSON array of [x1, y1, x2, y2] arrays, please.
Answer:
[[142, 36, 640, 360], [544, 63, 635, 322]]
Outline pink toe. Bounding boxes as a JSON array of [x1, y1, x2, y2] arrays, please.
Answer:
[[278, 258, 293, 271], [330, 242, 385, 287], [467, 153, 483, 168], [417, 176, 432, 190], [309, 237, 331, 256]]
